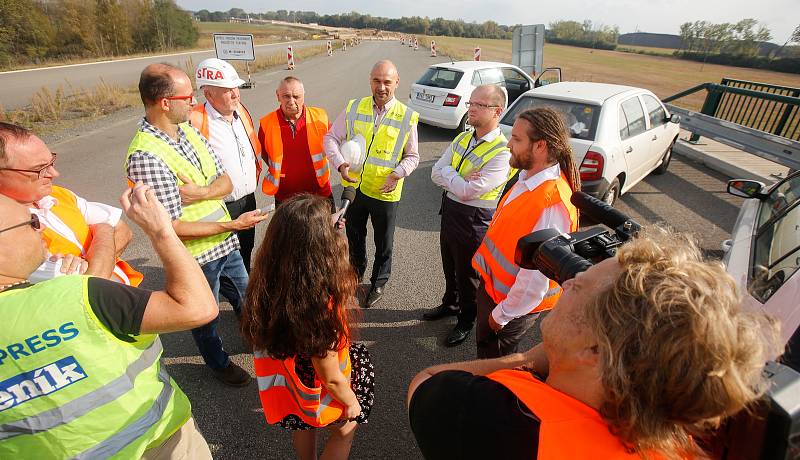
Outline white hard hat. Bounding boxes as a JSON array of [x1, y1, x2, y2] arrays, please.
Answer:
[[340, 134, 366, 172], [195, 58, 245, 89]]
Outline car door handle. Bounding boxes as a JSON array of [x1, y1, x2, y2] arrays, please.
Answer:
[[625, 146, 633, 153], [652, 135, 658, 141]]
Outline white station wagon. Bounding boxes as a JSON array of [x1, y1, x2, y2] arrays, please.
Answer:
[[499, 82, 680, 205], [408, 61, 536, 131]]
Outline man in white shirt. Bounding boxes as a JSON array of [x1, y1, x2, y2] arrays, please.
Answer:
[[0, 122, 139, 285], [471, 107, 582, 358], [426, 85, 514, 346]]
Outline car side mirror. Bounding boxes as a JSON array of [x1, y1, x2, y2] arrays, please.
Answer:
[[727, 179, 767, 200], [668, 114, 680, 124]]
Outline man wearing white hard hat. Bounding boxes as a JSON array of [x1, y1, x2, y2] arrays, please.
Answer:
[[190, 58, 261, 272], [258, 76, 334, 209]]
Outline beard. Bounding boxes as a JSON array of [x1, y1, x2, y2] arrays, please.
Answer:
[[509, 151, 533, 170]]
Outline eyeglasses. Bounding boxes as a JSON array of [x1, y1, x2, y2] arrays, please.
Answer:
[[163, 92, 196, 102], [0, 213, 40, 234], [0, 152, 57, 179], [465, 101, 499, 110]]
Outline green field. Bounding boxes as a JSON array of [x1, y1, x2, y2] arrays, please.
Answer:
[[421, 35, 800, 111]]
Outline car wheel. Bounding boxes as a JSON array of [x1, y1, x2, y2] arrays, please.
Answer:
[[603, 178, 620, 206], [652, 139, 674, 175], [456, 114, 468, 132]]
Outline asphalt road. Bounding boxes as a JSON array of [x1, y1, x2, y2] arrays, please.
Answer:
[[0, 40, 324, 111], [40, 41, 744, 459]]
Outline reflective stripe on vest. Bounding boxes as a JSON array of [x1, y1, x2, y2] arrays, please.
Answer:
[[40, 186, 143, 287], [125, 123, 232, 259], [189, 102, 262, 178], [472, 174, 578, 312], [258, 107, 330, 195], [342, 97, 419, 202], [253, 346, 351, 427], [449, 131, 516, 206], [0, 276, 190, 458], [487, 369, 643, 459]]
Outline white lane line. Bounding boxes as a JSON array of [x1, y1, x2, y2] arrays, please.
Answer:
[[0, 40, 302, 75], [357, 320, 423, 328]]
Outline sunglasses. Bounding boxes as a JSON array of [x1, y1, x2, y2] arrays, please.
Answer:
[[0, 213, 41, 234]]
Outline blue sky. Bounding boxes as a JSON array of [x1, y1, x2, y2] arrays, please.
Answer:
[[176, 0, 797, 44]]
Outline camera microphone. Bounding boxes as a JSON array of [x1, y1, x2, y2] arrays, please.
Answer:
[[571, 191, 640, 235], [337, 187, 356, 226]]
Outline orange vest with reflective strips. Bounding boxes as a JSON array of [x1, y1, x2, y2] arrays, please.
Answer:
[[40, 186, 143, 286], [258, 107, 330, 196], [189, 102, 262, 178], [253, 344, 351, 427], [487, 369, 642, 459], [472, 174, 578, 312]]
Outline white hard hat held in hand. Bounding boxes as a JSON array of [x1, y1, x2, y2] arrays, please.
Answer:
[[195, 58, 246, 89], [340, 134, 366, 172]]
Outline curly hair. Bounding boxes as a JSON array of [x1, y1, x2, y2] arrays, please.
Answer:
[[240, 194, 358, 359], [516, 107, 581, 193], [584, 227, 779, 458]]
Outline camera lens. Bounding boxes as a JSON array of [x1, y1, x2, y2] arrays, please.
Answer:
[[534, 243, 594, 284]]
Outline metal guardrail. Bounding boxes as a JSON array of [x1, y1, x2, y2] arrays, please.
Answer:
[[663, 79, 800, 142]]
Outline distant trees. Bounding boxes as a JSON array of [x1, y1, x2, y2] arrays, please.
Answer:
[[0, 0, 198, 68], [678, 19, 772, 58], [546, 20, 619, 50]]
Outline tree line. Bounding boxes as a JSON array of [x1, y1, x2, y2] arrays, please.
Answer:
[[546, 20, 619, 50], [0, 0, 198, 67]]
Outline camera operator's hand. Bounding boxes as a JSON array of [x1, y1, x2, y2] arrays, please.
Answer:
[[488, 314, 503, 333]]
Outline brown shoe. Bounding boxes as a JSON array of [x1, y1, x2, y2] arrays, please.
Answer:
[[212, 362, 251, 387]]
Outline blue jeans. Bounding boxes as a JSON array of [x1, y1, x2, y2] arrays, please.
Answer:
[[192, 250, 249, 370]]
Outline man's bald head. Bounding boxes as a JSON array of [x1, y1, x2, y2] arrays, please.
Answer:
[[138, 63, 185, 107], [369, 60, 400, 108]]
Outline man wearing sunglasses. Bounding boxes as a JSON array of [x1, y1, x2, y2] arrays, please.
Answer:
[[426, 85, 515, 346], [0, 187, 217, 459], [126, 63, 268, 387], [0, 122, 142, 286]]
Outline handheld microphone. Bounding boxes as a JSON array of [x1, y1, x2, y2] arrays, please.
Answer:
[[337, 187, 357, 226]]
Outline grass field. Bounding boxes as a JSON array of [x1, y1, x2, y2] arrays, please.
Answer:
[[195, 22, 323, 48], [422, 35, 800, 111], [616, 45, 677, 57]]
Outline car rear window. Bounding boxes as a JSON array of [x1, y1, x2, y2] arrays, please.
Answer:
[[416, 67, 464, 90], [501, 96, 600, 141]]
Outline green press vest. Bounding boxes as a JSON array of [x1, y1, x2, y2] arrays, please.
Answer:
[[126, 123, 232, 259], [0, 276, 191, 458], [449, 130, 516, 206], [343, 97, 419, 202]]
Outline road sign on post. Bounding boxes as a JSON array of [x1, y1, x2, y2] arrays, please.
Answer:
[[287, 46, 295, 70], [512, 24, 545, 76], [213, 33, 255, 88]]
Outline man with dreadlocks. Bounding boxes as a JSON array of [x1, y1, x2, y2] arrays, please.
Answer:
[[472, 107, 581, 358]]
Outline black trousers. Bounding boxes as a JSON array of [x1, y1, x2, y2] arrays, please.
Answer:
[[440, 196, 493, 328], [345, 189, 398, 288], [475, 283, 541, 359], [224, 193, 257, 272]]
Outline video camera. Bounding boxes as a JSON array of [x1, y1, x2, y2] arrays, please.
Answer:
[[513, 191, 799, 460], [514, 191, 641, 284]]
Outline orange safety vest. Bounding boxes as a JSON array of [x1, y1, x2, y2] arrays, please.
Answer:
[[189, 102, 262, 178], [472, 173, 578, 312], [487, 369, 641, 459], [253, 344, 352, 428], [40, 186, 143, 286], [258, 107, 330, 196]]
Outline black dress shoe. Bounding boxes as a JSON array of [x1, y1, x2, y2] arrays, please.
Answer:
[[364, 285, 383, 308], [212, 362, 252, 387], [422, 303, 459, 321], [445, 323, 473, 346]]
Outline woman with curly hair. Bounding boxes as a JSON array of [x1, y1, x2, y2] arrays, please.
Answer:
[[242, 194, 374, 460]]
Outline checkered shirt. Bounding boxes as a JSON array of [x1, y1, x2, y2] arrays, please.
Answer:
[[126, 118, 239, 266]]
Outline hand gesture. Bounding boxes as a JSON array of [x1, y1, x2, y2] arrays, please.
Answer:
[[232, 209, 269, 230], [338, 164, 357, 183], [51, 253, 88, 275], [465, 169, 482, 182], [120, 183, 174, 237], [379, 172, 401, 194], [177, 173, 208, 205]]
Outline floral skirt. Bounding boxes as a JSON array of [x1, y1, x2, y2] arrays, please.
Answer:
[[277, 342, 375, 430]]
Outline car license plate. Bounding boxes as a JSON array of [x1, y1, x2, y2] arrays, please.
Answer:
[[415, 92, 434, 103]]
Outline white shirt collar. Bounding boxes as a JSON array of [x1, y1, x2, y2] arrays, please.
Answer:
[[372, 97, 396, 112], [34, 195, 57, 211], [472, 127, 502, 144], [518, 163, 562, 191]]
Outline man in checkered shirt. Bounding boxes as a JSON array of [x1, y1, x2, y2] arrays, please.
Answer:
[[126, 63, 268, 387]]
